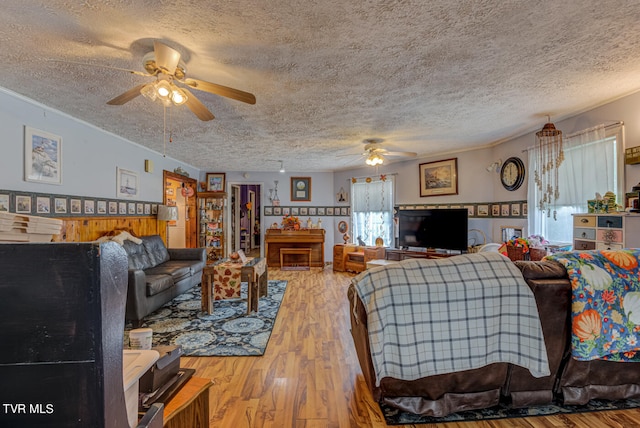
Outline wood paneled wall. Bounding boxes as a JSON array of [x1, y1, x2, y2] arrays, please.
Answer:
[[52, 217, 167, 243]]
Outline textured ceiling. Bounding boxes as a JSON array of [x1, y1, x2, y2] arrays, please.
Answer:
[[2, 1, 640, 172]]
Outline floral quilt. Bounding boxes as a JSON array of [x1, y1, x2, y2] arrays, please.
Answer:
[[546, 249, 640, 361]]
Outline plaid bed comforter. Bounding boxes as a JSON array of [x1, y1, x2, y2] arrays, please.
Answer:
[[352, 252, 550, 386]]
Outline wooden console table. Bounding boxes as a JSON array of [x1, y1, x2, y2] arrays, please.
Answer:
[[163, 376, 212, 428], [265, 229, 325, 268]]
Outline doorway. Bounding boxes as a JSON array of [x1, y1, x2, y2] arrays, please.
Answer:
[[230, 183, 262, 257], [163, 171, 197, 248]]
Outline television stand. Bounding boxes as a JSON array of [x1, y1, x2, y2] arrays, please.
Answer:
[[386, 248, 460, 261]]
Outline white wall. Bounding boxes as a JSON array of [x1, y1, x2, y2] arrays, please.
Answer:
[[0, 88, 198, 203]]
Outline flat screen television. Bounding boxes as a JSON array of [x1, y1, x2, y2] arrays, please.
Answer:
[[397, 208, 468, 252]]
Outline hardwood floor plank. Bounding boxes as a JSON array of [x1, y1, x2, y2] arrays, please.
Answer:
[[179, 267, 640, 427]]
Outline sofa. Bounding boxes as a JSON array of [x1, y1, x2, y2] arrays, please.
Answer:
[[348, 250, 640, 417], [122, 235, 206, 326]]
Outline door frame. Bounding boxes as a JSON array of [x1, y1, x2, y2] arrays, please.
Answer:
[[162, 170, 198, 248], [226, 181, 264, 257]]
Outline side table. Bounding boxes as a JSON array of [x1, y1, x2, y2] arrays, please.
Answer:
[[200, 257, 267, 315], [163, 376, 212, 428]]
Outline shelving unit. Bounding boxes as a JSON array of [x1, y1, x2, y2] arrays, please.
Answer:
[[198, 192, 227, 262], [573, 213, 640, 251]]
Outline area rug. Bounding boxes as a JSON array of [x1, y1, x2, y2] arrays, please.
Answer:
[[124, 280, 287, 356], [381, 398, 640, 425]]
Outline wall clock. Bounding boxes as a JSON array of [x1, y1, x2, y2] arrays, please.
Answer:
[[500, 157, 525, 191]]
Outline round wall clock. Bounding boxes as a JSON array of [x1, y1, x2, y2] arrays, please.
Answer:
[[500, 157, 525, 191]]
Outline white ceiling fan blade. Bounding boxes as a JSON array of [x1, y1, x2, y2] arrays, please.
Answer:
[[106, 83, 148, 105], [154, 41, 181, 75], [182, 78, 256, 104], [182, 88, 215, 121]]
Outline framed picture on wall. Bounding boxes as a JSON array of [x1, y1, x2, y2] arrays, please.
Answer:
[[54, 197, 67, 214], [206, 173, 226, 192], [97, 200, 107, 214], [477, 205, 489, 217], [70, 198, 81, 214], [116, 167, 138, 198], [24, 126, 62, 185], [264, 207, 273, 216], [464, 205, 475, 217], [84, 199, 95, 214], [419, 158, 458, 197], [491, 204, 500, 217], [108, 201, 117, 214], [36, 196, 50, 214], [291, 177, 311, 201], [0, 194, 8, 212], [16, 195, 31, 214]]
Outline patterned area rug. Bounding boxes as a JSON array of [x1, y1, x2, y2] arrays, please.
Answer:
[[125, 280, 287, 356], [381, 398, 640, 425]]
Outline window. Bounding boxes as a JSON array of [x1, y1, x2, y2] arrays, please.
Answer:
[[527, 124, 624, 243], [351, 176, 394, 246]]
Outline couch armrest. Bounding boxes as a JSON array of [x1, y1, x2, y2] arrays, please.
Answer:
[[125, 269, 148, 323], [514, 260, 567, 280], [167, 247, 207, 262]]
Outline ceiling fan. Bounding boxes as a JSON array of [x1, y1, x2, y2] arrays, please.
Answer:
[[105, 41, 256, 121], [355, 139, 417, 166]]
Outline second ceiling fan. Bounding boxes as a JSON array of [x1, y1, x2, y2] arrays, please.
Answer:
[[106, 41, 256, 121]]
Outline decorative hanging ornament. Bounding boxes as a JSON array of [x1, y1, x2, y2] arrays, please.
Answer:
[[534, 116, 564, 220], [380, 174, 387, 182]]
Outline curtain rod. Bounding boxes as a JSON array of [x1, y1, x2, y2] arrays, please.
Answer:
[[347, 172, 398, 181], [522, 121, 623, 152]]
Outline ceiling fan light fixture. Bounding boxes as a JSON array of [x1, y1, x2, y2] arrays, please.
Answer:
[[171, 88, 187, 105], [366, 153, 384, 166], [156, 80, 172, 99], [140, 83, 158, 101]]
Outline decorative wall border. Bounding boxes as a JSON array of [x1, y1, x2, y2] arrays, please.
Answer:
[[395, 200, 528, 219], [263, 206, 351, 217], [0, 189, 159, 217], [261, 201, 528, 219]]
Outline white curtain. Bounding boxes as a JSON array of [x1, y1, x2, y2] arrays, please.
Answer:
[[528, 124, 620, 243], [351, 176, 394, 246]]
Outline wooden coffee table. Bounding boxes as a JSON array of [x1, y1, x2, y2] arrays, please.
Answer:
[[201, 257, 267, 315]]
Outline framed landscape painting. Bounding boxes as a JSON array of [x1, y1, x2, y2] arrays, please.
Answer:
[[419, 158, 458, 197], [116, 167, 138, 198], [24, 126, 62, 185], [206, 173, 226, 192]]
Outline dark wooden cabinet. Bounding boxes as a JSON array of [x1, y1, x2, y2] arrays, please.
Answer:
[[0, 242, 131, 427]]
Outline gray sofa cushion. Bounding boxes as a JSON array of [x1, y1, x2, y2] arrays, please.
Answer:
[[146, 274, 174, 296], [145, 261, 193, 283], [122, 239, 153, 270], [142, 235, 170, 266], [122, 235, 171, 270]]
